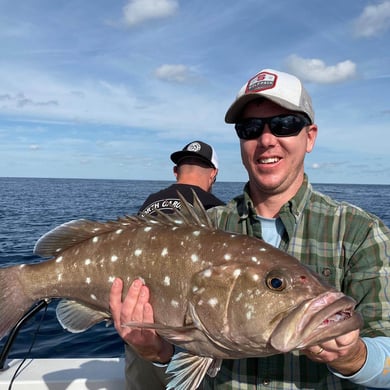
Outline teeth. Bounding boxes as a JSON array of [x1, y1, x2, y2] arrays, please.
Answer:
[[259, 157, 279, 164]]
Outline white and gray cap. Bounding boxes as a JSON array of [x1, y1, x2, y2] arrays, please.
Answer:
[[225, 69, 314, 124]]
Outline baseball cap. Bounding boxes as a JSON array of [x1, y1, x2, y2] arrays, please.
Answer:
[[225, 69, 314, 124], [170, 141, 219, 169]]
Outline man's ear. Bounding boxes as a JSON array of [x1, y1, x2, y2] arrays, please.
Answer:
[[173, 165, 178, 178], [306, 124, 318, 153], [211, 169, 218, 183]]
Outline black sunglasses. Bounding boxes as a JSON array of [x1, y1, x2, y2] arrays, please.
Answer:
[[235, 114, 311, 140]]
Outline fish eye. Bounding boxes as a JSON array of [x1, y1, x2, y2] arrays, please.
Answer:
[[266, 272, 287, 291]]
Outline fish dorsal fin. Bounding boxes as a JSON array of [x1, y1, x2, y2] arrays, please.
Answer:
[[56, 299, 111, 333], [33, 219, 125, 257], [166, 351, 221, 390], [146, 190, 215, 230], [34, 190, 215, 258], [176, 190, 214, 229]]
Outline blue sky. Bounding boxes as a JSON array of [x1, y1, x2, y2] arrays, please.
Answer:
[[0, 0, 389, 184]]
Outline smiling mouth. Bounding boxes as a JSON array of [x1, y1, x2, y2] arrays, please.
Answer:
[[258, 157, 281, 164]]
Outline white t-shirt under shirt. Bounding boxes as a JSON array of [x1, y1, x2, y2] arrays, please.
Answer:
[[256, 215, 285, 248]]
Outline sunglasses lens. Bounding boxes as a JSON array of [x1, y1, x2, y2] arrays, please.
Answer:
[[235, 119, 264, 140], [235, 115, 310, 139], [271, 115, 308, 136]]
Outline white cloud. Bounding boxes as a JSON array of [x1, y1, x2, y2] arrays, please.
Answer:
[[285, 55, 357, 84], [123, 0, 178, 27], [354, 1, 390, 37], [154, 64, 194, 83]]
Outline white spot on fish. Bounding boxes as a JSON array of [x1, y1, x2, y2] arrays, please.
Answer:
[[252, 274, 260, 282], [171, 300, 179, 308], [260, 247, 267, 252], [19, 264, 25, 268], [144, 226, 152, 232], [90, 294, 97, 300], [224, 253, 232, 261], [116, 229, 123, 234], [193, 231, 200, 237], [56, 248, 62, 253], [111, 255, 118, 262], [56, 256, 63, 263], [192, 286, 199, 293], [86, 277, 91, 284], [235, 292, 243, 302], [251, 256, 258, 263], [191, 254, 199, 263], [134, 249, 143, 257], [163, 276, 170, 286], [57, 274, 62, 281], [93, 228, 100, 232], [85, 259, 91, 265], [171, 227, 178, 231], [202, 269, 212, 278], [233, 269, 241, 278], [161, 248, 168, 257], [108, 276, 115, 283], [208, 298, 218, 307], [93, 236, 99, 243]]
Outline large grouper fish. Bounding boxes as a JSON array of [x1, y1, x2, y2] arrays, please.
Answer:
[[0, 192, 362, 389]]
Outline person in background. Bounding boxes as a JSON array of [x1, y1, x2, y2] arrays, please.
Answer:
[[110, 69, 390, 389], [125, 140, 225, 389], [139, 140, 224, 216]]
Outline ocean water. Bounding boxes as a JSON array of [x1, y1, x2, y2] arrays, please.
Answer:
[[0, 177, 389, 359]]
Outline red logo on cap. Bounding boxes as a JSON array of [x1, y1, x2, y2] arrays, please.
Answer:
[[245, 72, 277, 94]]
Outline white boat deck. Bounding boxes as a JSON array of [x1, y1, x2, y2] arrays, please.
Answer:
[[0, 358, 125, 389]]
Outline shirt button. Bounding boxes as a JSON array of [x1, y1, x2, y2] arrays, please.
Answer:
[[322, 268, 331, 277], [262, 378, 271, 386]]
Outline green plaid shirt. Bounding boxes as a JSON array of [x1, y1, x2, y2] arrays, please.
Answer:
[[204, 175, 390, 390]]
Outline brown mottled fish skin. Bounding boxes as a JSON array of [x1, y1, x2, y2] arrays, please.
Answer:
[[0, 196, 363, 363]]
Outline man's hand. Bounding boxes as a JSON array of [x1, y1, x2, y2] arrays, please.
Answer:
[[110, 278, 174, 363], [302, 329, 366, 376]]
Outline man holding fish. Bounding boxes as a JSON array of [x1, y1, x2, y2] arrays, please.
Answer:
[[111, 69, 390, 389]]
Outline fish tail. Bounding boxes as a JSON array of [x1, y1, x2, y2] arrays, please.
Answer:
[[0, 265, 35, 340]]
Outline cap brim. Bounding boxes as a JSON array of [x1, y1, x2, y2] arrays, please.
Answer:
[[225, 93, 312, 124], [225, 94, 262, 123], [170, 151, 215, 168]]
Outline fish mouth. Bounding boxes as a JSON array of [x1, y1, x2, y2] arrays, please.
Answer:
[[270, 292, 363, 352]]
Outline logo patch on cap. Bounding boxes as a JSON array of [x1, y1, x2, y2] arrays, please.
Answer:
[[186, 142, 201, 152], [245, 71, 277, 94]]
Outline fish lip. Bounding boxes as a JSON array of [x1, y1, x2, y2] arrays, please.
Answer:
[[270, 292, 363, 352]]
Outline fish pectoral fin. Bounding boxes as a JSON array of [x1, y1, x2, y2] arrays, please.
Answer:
[[56, 299, 111, 333], [166, 351, 221, 390], [123, 321, 198, 343]]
